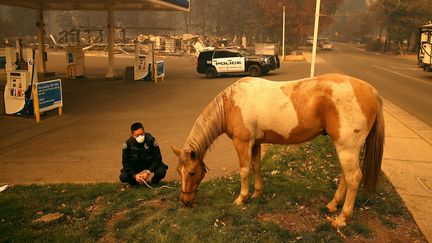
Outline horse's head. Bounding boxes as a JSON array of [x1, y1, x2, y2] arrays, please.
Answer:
[[171, 145, 208, 207]]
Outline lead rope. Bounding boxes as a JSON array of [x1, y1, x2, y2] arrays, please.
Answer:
[[140, 178, 175, 190]]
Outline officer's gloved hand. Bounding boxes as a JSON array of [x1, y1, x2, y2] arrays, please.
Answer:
[[135, 170, 151, 184]]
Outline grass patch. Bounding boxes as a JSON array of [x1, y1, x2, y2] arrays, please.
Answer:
[[0, 136, 426, 242]]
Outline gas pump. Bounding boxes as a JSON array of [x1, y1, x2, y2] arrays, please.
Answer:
[[134, 41, 155, 81], [66, 47, 85, 78], [3, 40, 38, 116]]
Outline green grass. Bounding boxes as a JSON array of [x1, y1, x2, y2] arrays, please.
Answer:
[[0, 136, 425, 242]]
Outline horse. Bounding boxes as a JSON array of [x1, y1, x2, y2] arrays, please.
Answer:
[[171, 73, 384, 228]]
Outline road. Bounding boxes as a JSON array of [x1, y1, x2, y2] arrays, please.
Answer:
[[310, 42, 432, 126]]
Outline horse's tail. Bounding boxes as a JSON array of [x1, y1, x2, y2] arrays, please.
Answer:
[[362, 93, 385, 193]]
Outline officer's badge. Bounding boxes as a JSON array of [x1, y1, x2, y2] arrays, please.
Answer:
[[122, 143, 127, 149], [153, 140, 159, 147], [144, 143, 149, 149]]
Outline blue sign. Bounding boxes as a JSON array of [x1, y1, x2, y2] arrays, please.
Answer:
[[162, 0, 189, 8], [156, 61, 165, 77], [36, 79, 63, 112]]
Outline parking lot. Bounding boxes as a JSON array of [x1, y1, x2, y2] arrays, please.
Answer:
[[0, 52, 302, 184]]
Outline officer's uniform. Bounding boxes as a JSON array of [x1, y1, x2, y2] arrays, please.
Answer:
[[119, 132, 168, 185]]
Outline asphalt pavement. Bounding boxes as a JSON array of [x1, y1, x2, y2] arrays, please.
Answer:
[[0, 47, 431, 241], [0, 54, 243, 184]]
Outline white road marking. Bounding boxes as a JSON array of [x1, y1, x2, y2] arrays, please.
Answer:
[[373, 65, 432, 86], [391, 67, 422, 71]]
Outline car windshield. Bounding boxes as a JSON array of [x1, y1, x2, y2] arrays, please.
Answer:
[[238, 49, 255, 56]]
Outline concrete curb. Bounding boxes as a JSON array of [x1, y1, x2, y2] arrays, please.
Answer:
[[282, 54, 305, 62], [382, 98, 432, 242]]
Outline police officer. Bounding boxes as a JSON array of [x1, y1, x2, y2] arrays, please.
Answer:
[[119, 122, 168, 186]]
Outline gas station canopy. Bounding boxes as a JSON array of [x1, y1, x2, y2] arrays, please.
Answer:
[[0, 0, 190, 11], [0, 0, 189, 78]]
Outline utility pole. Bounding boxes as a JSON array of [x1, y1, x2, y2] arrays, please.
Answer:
[[310, 0, 320, 78], [282, 5, 286, 60]]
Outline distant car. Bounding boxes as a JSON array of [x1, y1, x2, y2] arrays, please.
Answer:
[[196, 48, 280, 78], [320, 41, 333, 50], [318, 37, 329, 43]]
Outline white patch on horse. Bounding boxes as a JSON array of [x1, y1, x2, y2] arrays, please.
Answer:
[[232, 78, 299, 139], [329, 80, 368, 144]]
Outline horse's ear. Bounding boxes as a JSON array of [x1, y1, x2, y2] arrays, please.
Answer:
[[171, 145, 181, 157]]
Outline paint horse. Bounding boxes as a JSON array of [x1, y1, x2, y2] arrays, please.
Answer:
[[171, 73, 384, 228]]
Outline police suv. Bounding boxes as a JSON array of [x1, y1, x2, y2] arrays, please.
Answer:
[[197, 48, 280, 78]]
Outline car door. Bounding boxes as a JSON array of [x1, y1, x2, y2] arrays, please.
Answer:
[[212, 51, 245, 73]]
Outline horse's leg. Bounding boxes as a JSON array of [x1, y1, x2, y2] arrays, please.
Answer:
[[326, 173, 346, 213], [327, 144, 363, 228], [251, 143, 263, 199], [233, 138, 253, 205]]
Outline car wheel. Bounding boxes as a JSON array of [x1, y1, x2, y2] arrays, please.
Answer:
[[206, 67, 217, 79], [248, 64, 261, 77]]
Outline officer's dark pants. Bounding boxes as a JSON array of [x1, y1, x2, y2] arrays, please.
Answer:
[[119, 162, 168, 186]]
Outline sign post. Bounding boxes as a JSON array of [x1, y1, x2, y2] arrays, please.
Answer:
[[33, 79, 63, 123]]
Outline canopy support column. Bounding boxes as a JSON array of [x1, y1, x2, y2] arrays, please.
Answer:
[[36, 5, 47, 75], [105, 4, 116, 79]]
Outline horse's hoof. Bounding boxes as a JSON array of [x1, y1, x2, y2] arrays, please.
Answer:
[[233, 197, 245, 205], [326, 202, 338, 213], [251, 192, 262, 199], [326, 216, 347, 228]]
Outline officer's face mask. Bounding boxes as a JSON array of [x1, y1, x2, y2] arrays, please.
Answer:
[[135, 135, 145, 143]]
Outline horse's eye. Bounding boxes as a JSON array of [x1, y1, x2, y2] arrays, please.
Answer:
[[189, 170, 196, 176]]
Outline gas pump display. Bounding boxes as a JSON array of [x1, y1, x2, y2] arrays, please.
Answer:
[[138, 55, 147, 73], [8, 71, 29, 99]]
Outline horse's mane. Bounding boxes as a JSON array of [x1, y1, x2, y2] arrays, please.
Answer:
[[184, 87, 231, 160]]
